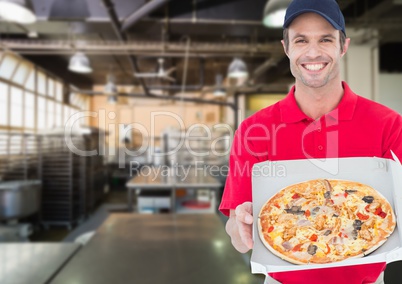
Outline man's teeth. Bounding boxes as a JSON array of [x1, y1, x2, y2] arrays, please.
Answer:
[[304, 64, 325, 71]]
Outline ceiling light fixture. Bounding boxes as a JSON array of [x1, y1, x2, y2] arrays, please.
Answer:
[[0, 0, 37, 24], [104, 73, 118, 104], [227, 58, 248, 79], [262, 0, 292, 28], [68, 52, 93, 74]]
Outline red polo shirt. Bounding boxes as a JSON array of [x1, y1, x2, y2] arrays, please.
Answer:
[[220, 82, 402, 215], [219, 82, 402, 284]]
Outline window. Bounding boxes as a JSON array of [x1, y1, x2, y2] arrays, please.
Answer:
[[26, 69, 35, 91], [55, 82, 63, 102], [25, 92, 35, 129], [64, 105, 71, 127], [0, 51, 85, 135], [48, 78, 55, 98], [0, 82, 8, 126], [37, 71, 46, 95], [55, 102, 63, 127], [0, 54, 18, 80], [37, 96, 46, 130], [47, 99, 55, 128], [12, 62, 30, 85], [10, 87, 23, 128]]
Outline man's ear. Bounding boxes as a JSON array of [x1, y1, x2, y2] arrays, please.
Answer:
[[341, 37, 351, 57], [281, 40, 289, 57]]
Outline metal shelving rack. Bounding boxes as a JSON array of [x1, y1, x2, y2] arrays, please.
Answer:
[[0, 132, 41, 181], [39, 128, 106, 229], [39, 134, 86, 229]]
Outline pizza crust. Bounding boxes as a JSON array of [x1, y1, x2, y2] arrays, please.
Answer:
[[257, 179, 396, 265]]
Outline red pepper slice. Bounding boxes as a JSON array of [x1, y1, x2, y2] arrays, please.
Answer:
[[268, 226, 274, 233], [310, 234, 318, 242], [292, 193, 300, 199], [344, 192, 348, 198], [326, 244, 331, 254], [292, 243, 303, 252], [365, 205, 371, 212], [357, 212, 370, 220], [374, 207, 382, 216], [379, 211, 387, 219], [305, 209, 311, 217], [273, 203, 280, 209]]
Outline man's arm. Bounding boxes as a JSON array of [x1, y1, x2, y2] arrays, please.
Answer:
[[225, 202, 254, 253]]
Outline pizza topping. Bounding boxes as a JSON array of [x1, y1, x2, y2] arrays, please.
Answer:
[[326, 244, 331, 254], [314, 215, 326, 230], [278, 213, 296, 223], [351, 230, 358, 240], [330, 236, 343, 245], [307, 244, 318, 255], [353, 220, 363, 230], [285, 206, 305, 215], [292, 193, 301, 199], [258, 179, 396, 265], [282, 241, 293, 251], [283, 227, 297, 240], [379, 212, 387, 219], [296, 219, 312, 227], [362, 196, 374, 204], [357, 212, 369, 220], [292, 243, 303, 252], [359, 228, 373, 241], [338, 232, 348, 238]]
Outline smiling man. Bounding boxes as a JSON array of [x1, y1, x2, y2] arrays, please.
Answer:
[[219, 0, 402, 283]]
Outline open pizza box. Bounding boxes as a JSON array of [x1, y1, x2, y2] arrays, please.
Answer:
[[251, 154, 402, 274]]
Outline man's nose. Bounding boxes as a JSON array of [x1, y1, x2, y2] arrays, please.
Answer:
[[305, 42, 322, 58]]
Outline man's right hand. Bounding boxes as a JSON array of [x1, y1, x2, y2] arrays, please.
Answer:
[[225, 202, 254, 253]]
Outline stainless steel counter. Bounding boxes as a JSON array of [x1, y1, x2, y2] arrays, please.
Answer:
[[126, 167, 222, 212], [0, 243, 80, 284], [50, 214, 263, 284]]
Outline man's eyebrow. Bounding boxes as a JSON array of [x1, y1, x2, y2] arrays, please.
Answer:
[[322, 34, 337, 39], [291, 33, 306, 40], [290, 33, 337, 40]]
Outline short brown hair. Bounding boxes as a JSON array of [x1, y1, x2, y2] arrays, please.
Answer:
[[282, 28, 346, 53]]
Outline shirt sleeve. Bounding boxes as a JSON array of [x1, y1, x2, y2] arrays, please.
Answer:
[[219, 123, 261, 216], [383, 112, 402, 160]]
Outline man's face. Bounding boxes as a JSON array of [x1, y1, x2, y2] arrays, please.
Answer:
[[282, 13, 349, 89]]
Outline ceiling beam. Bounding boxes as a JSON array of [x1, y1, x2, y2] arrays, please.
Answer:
[[101, 0, 151, 95], [0, 40, 281, 57], [121, 0, 170, 32]]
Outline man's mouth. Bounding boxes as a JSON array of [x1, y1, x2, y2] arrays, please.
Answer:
[[302, 63, 327, 71]]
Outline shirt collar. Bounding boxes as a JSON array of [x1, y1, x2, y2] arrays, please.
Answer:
[[279, 81, 357, 123]]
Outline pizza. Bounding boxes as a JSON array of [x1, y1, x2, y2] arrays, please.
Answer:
[[257, 179, 396, 264]]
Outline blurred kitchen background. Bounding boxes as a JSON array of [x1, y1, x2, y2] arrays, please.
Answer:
[[0, 0, 402, 283]]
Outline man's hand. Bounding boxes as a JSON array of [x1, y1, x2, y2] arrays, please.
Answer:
[[225, 202, 254, 253]]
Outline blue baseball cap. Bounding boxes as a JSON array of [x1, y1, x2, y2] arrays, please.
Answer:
[[283, 0, 346, 36]]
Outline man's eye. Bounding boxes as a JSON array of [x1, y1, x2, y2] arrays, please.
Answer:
[[322, 39, 332, 43], [295, 40, 306, 43]]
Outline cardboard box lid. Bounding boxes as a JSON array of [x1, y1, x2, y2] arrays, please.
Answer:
[[251, 156, 402, 274]]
